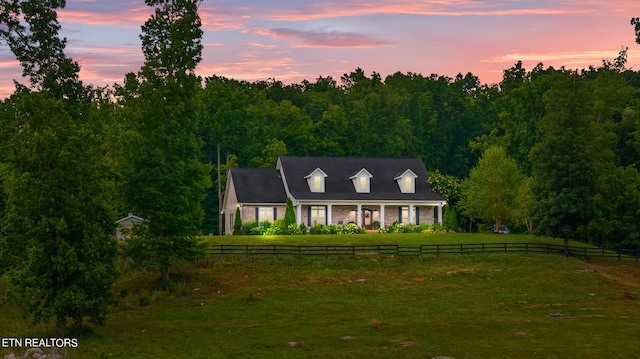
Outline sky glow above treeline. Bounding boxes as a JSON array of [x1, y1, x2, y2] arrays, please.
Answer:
[[1, 0, 640, 98]]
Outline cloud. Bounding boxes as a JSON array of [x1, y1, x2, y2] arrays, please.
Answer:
[[265, 0, 592, 21], [486, 49, 640, 64], [247, 28, 394, 48], [58, 8, 151, 27], [196, 57, 305, 82]]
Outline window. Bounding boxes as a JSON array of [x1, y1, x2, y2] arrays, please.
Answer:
[[350, 168, 372, 193], [405, 176, 413, 192], [399, 206, 419, 225], [309, 206, 327, 226], [257, 207, 275, 225], [395, 169, 417, 193], [314, 176, 321, 191], [305, 168, 327, 193]]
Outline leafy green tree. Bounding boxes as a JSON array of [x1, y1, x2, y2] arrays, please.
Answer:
[[427, 169, 462, 206], [443, 204, 459, 231], [530, 72, 610, 250], [0, 0, 84, 99], [515, 177, 534, 233], [121, 0, 211, 286], [632, 18, 640, 44], [460, 146, 523, 231], [0, 0, 117, 331]]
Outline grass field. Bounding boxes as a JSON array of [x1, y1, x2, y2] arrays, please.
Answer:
[[2, 234, 640, 358]]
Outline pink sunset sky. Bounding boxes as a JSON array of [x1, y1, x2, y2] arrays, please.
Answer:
[[1, 0, 640, 99]]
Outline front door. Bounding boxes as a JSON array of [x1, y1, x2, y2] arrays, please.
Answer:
[[362, 209, 373, 229]]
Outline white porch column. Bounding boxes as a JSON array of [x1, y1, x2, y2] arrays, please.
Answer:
[[327, 204, 333, 225], [356, 204, 362, 227], [408, 204, 414, 224], [380, 205, 385, 228], [296, 203, 302, 225], [437, 203, 444, 225]]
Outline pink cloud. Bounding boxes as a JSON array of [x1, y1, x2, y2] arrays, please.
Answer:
[[247, 28, 394, 48], [199, 6, 251, 31], [58, 8, 151, 27], [197, 57, 305, 82], [266, 1, 592, 21]]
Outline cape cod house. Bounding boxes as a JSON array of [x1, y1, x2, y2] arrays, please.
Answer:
[[222, 156, 446, 234]]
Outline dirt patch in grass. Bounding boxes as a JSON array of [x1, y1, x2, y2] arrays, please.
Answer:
[[584, 261, 640, 289]]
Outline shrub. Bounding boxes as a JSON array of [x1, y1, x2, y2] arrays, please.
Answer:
[[340, 222, 362, 235], [232, 207, 242, 235], [264, 219, 286, 235], [242, 219, 258, 234], [284, 198, 296, 226]]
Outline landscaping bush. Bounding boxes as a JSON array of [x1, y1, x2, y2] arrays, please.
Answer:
[[264, 219, 286, 235], [242, 219, 258, 235], [340, 222, 362, 235]]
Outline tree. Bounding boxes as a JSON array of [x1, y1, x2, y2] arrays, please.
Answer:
[[427, 169, 462, 206], [284, 198, 296, 226], [459, 146, 523, 231], [0, 1, 117, 331], [530, 72, 609, 250], [442, 204, 459, 231], [233, 207, 242, 235], [632, 18, 640, 44], [0, 0, 84, 99], [121, 0, 211, 286]]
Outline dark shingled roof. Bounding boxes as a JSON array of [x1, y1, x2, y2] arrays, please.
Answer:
[[278, 156, 444, 201], [229, 168, 288, 204]]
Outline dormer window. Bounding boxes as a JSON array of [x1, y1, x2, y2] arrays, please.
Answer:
[[305, 168, 328, 193], [350, 168, 373, 193], [395, 169, 417, 193]]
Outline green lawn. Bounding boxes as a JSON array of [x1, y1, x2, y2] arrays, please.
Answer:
[[2, 233, 639, 358], [201, 232, 572, 247]]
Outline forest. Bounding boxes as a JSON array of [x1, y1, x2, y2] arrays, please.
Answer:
[[2, 0, 640, 330]]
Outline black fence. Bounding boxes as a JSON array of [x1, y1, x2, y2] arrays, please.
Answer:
[[209, 243, 640, 261]]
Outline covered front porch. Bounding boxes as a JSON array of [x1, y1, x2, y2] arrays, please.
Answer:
[[294, 201, 445, 229]]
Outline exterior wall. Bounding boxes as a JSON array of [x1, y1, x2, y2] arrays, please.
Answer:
[[114, 215, 145, 240], [298, 204, 437, 228], [223, 176, 239, 235]]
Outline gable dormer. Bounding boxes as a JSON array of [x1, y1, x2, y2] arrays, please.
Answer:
[[304, 168, 328, 193], [349, 168, 373, 193], [395, 169, 418, 193]]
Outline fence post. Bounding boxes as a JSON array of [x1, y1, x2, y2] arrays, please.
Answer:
[[583, 247, 587, 260], [436, 245, 440, 257], [546, 244, 549, 255], [602, 248, 605, 261], [460, 244, 463, 255], [525, 243, 528, 255], [504, 243, 507, 254], [482, 243, 485, 255]]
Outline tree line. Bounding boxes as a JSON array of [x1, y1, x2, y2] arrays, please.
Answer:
[[2, 0, 640, 331]]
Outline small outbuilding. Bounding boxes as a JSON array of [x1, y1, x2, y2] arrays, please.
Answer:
[[114, 213, 146, 240]]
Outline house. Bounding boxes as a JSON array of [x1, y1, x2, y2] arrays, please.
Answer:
[[222, 156, 446, 235], [114, 213, 146, 240]]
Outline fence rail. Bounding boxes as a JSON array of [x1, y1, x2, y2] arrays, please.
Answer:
[[209, 243, 640, 261]]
